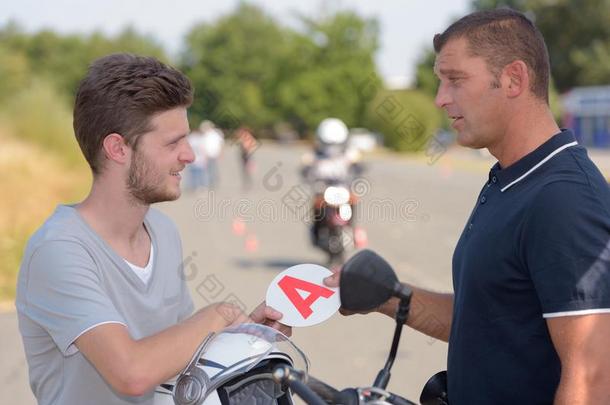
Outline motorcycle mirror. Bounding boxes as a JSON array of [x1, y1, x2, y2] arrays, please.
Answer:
[[419, 371, 449, 405], [340, 249, 398, 312]]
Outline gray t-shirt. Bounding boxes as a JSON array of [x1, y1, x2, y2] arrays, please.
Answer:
[[16, 205, 194, 405]]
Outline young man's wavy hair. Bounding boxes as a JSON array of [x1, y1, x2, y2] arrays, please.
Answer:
[[433, 8, 551, 103], [73, 53, 193, 175]]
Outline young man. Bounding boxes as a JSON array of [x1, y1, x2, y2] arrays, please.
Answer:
[[16, 54, 288, 405], [326, 9, 610, 404]]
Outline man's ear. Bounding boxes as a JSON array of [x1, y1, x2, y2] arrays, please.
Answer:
[[102, 133, 130, 165], [502, 60, 529, 98]]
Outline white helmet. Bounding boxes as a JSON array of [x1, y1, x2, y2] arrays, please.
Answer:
[[155, 324, 308, 405], [316, 118, 348, 145]]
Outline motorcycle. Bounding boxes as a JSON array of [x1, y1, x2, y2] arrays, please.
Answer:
[[302, 154, 367, 267], [155, 249, 448, 405], [311, 181, 359, 266]]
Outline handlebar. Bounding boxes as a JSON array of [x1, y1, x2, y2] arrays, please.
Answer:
[[287, 378, 329, 405], [388, 393, 418, 405], [272, 365, 328, 405], [272, 364, 417, 405], [305, 375, 343, 403]]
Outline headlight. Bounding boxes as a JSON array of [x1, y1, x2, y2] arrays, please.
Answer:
[[323, 186, 350, 206], [339, 204, 352, 221]]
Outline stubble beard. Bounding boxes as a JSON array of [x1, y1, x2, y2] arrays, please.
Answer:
[[127, 151, 179, 205]]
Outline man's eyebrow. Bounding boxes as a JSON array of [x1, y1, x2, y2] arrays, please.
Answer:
[[168, 133, 188, 143], [437, 68, 467, 77]]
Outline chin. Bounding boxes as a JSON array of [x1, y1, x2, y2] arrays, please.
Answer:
[[456, 133, 474, 148], [168, 190, 181, 201], [159, 190, 181, 203], [140, 189, 181, 205], [456, 132, 486, 149]]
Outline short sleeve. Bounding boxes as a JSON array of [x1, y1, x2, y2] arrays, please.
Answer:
[[21, 240, 127, 355], [522, 180, 610, 317]]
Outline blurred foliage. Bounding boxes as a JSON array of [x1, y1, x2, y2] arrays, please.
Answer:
[[181, 4, 291, 132], [0, 79, 84, 167], [0, 130, 89, 301], [0, 21, 167, 166], [0, 21, 167, 101], [414, 49, 439, 99], [181, 3, 380, 136], [366, 89, 443, 152], [472, 0, 610, 92], [278, 11, 381, 134]]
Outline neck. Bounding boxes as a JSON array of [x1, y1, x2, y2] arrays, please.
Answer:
[[77, 173, 149, 245], [488, 101, 560, 168]]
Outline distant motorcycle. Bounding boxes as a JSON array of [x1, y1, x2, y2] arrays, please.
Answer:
[[311, 181, 358, 266], [302, 155, 366, 266], [301, 118, 369, 266]]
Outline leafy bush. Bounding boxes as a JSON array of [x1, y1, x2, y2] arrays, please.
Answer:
[[0, 79, 85, 167], [366, 89, 444, 152]]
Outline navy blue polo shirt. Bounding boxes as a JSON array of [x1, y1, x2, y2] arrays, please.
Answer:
[[448, 129, 610, 404]]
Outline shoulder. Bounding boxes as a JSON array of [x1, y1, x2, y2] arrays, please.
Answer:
[[526, 179, 610, 232], [530, 147, 610, 219], [24, 206, 90, 258], [17, 238, 97, 309], [521, 171, 610, 267]]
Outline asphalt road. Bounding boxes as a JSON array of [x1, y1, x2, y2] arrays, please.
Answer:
[[1, 141, 495, 404]]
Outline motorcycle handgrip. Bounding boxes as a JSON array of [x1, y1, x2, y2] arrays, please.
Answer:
[[287, 378, 329, 405], [388, 393, 418, 405], [305, 375, 342, 403], [272, 365, 342, 405]]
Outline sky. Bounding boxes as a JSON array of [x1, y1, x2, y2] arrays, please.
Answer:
[[0, 0, 472, 86]]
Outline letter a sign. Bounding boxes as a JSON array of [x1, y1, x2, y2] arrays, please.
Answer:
[[266, 264, 340, 327]]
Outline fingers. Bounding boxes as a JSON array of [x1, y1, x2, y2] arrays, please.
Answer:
[[264, 319, 292, 337], [250, 302, 292, 336], [263, 305, 283, 321], [249, 302, 284, 323], [323, 269, 341, 288], [339, 308, 356, 316]]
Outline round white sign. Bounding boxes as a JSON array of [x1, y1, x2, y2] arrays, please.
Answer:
[[265, 264, 340, 327]]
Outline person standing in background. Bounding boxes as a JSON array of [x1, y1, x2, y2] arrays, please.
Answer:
[[186, 124, 208, 191], [200, 120, 224, 189]]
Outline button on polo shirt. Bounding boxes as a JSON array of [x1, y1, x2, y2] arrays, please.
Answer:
[[448, 129, 610, 404]]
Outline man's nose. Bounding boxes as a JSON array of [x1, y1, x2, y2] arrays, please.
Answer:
[[181, 142, 195, 164], [435, 82, 451, 109]]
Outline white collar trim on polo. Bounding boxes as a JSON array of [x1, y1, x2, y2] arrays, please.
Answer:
[[500, 141, 579, 193]]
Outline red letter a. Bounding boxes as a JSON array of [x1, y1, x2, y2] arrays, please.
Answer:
[[278, 275, 335, 319]]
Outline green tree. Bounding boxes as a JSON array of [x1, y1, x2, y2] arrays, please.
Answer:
[[366, 89, 443, 152], [181, 3, 291, 131], [0, 44, 30, 105], [181, 5, 381, 136], [414, 49, 438, 98], [277, 11, 381, 134], [0, 23, 167, 101]]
